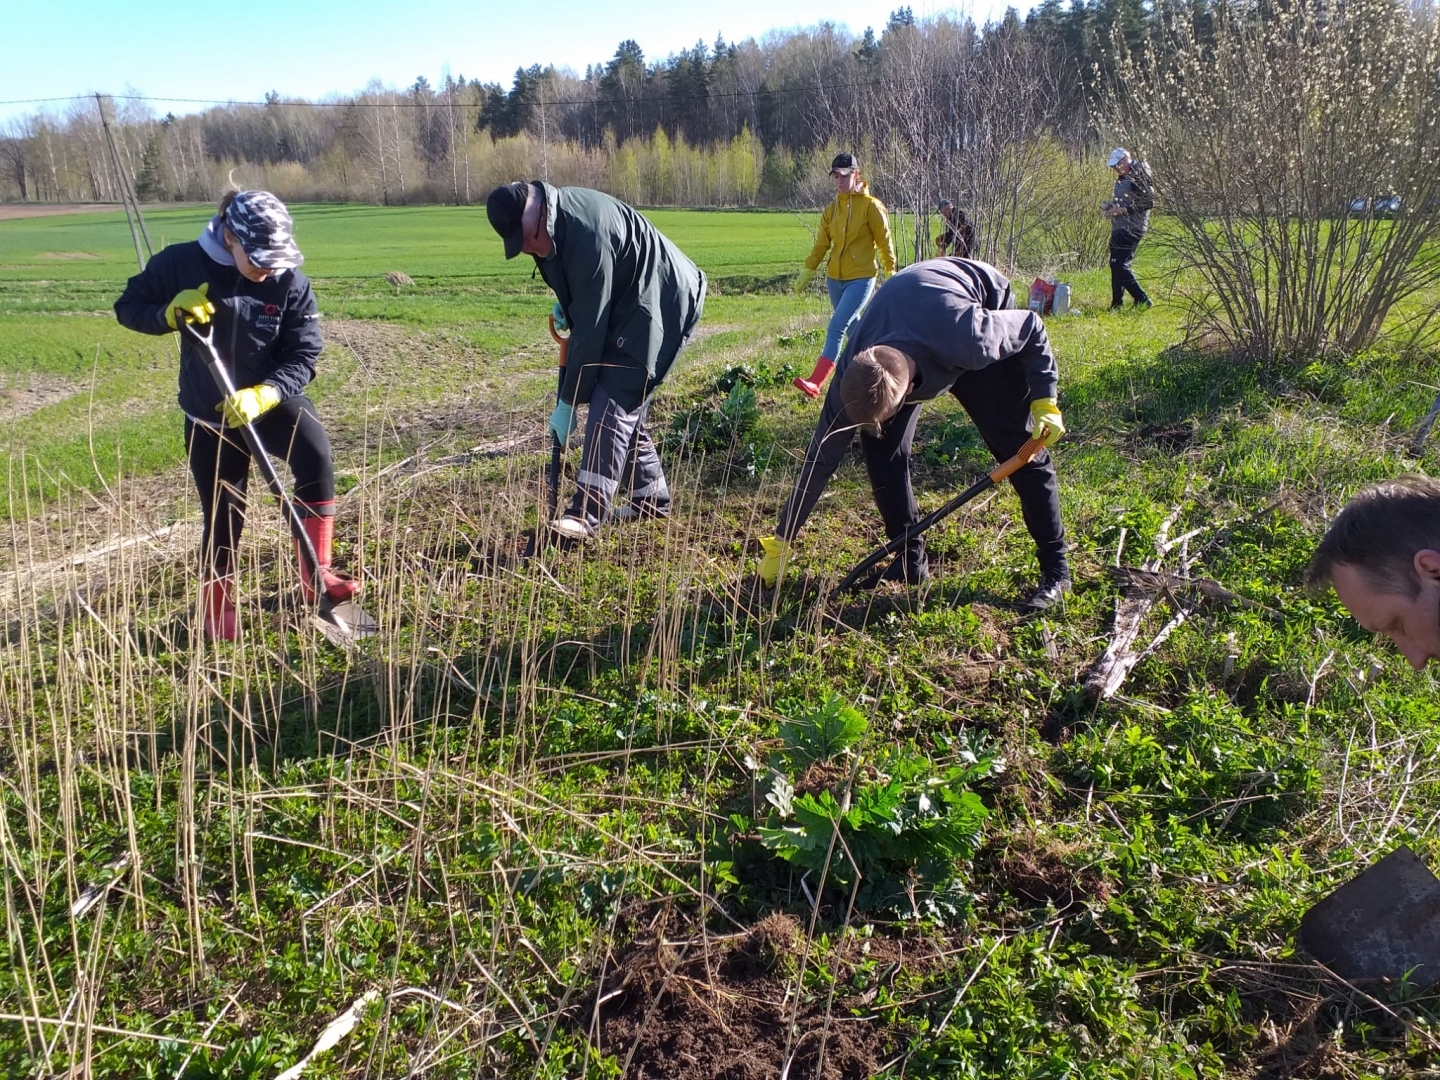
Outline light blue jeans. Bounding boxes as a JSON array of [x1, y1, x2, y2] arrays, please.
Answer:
[[824, 276, 876, 360]]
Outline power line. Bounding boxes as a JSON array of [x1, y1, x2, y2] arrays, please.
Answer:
[[0, 78, 888, 113]]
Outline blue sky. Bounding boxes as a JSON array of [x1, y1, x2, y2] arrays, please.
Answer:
[[0, 0, 1025, 125]]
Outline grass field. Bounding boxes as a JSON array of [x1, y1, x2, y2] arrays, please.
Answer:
[[3, 204, 1440, 1079]]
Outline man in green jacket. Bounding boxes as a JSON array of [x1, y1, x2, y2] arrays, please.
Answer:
[[487, 181, 706, 538]]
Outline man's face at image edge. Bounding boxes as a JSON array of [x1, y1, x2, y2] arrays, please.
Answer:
[[1331, 556, 1440, 670]]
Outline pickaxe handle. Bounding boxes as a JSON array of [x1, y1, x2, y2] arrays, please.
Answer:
[[833, 435, 1045, 596], [546, 314, 570, 518]]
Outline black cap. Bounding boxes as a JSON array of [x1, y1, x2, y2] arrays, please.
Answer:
[[486, 181, 535, 259], [830, 152, 858, 174]]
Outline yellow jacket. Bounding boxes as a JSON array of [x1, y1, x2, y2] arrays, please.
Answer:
[[804, 184, 897, 281]]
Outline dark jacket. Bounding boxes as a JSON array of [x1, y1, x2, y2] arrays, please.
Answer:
[[115, 241, 322, 418], [841, 258, 1057, 401], [532, 183, 706, 411], [777, 258, 1059, 539], [936, 212, 975, 258], [1110, 162, 1154, 238]]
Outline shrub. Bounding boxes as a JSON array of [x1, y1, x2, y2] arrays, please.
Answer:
[[1102, 0, 1440, 359]]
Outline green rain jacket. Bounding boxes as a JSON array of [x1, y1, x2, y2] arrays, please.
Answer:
[[532, 184, 706, 411]]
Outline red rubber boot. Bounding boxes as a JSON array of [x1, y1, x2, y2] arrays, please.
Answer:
[[793, 357, 835, 399], [294, 501, 361, 604], [201, 577, 238, 641]]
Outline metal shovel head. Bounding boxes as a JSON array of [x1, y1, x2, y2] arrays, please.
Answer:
[[1299, 845, 1440, 987], [317, 597, 379, 642]]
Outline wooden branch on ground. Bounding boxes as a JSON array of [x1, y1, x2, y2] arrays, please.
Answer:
[[1083, 507, 1266, 703]]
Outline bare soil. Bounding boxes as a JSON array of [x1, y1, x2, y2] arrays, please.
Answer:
[[0, 375, 79, 421], [989, 833, 1112, 909], [0, 202, 204, 221], [594, 911, 908, 1079]]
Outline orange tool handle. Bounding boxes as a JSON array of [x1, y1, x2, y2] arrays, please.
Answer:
[[989, 435, 1044, 483], [548, 314, 569, 369]]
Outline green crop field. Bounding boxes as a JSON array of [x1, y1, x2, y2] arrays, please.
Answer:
[[3, 204, 1440, 1079]]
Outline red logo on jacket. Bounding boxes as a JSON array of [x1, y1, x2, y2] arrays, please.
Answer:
[[264, 304, 279, 316]]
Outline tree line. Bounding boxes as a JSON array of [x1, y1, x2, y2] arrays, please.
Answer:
[[0, 0, 1189, 211], [3, 0, 1435, 359]]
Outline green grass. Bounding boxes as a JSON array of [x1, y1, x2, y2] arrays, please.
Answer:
[[4, 205, 1440, 1079]]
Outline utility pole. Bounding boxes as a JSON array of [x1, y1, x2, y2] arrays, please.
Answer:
[[96, 93, 153, 269]]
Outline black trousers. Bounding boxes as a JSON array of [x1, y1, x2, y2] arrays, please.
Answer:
[[185, 395, 335, 576], [1109, 233, 1148, 307], [861, 358, 1067, 571]]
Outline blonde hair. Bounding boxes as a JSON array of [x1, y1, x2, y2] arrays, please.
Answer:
[[839, 346, 911, 435], [217, 170, 243, 218]]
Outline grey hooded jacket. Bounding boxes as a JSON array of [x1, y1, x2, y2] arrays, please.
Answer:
[[776, 258, 1059, 539], [531, 183, 706, 411]]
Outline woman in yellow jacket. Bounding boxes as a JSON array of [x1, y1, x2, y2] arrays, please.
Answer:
[[793, 153, 897, 397]]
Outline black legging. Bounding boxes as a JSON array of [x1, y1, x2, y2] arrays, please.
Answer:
[[185, 395, 335, 576]]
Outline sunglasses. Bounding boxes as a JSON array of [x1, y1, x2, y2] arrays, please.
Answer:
[[830, 168, 855, 177]]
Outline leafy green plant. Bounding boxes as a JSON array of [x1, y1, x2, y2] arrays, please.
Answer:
[[757, 696, 1004, 920], [777, 327, 823, 349], [776, 694, 867, 767]]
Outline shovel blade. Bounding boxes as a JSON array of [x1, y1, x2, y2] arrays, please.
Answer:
[[1300, 845, 1440, 987], [316, 598, 379, 642]]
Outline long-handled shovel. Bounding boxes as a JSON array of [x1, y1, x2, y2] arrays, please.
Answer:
[[523, 315, 570, 560], [179, 320, 378, 640], [833, 435, 1045, 596], [545, 314, 571, 520]]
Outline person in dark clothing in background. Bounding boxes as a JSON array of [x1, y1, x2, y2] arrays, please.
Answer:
[[1104, 148, 1154, 310], [935, 200, 975, 259], [487, 181, 706, 539], [115, 189, 357, 641], [756, 257, 1071, 610]]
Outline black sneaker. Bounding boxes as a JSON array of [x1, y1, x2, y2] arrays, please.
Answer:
[[1020, 570, 1071, 611], [1134, 298, 1153, 311]]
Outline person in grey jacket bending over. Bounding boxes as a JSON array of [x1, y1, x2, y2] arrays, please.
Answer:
[[756, 258, 1071, 610], [487, 181, 706, 539]]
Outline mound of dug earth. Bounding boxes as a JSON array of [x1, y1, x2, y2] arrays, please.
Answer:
[[594, 912, 904, 1079]]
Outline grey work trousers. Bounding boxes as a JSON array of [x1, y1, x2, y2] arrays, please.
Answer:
[[565, 382, 670, 529]]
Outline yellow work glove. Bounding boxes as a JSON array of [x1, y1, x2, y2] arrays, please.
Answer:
[[164, 282, 215, 330], [758, 535, 794, 588], [218, 384, 282, 428], [793, 268, 815, 294], [1030, 397, 1065, 447]]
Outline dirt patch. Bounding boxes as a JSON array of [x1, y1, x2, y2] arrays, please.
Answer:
[[0, 202, 203, 221], [988, 834, 1112, 908], [594, 911, 902, 1079], [0, 375, 79, 421], [1131, 420, 1198, 450]]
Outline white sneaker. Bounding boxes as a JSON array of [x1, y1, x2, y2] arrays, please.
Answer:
[[548, 515, 593, 540]]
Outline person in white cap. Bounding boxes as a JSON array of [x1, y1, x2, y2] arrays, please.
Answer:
[[115, 188, 358, 640], [1104, 148, 1154, 310]]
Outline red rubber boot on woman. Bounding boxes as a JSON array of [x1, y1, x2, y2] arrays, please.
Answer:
[[294, 501, 362, 604]]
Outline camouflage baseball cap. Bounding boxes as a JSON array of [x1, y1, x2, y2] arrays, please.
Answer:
[[223, 191, 303, 270]]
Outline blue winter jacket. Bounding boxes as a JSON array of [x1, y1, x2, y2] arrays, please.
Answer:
[[114, 241, 322, 418]]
